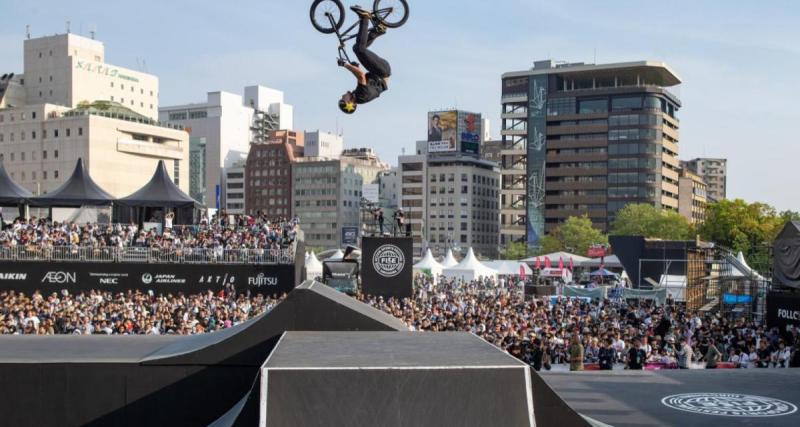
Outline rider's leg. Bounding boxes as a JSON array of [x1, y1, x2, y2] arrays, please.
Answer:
[[352, 15, 391, 78]]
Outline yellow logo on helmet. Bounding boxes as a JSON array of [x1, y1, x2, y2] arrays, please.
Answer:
[[344, 102, 356, 113]]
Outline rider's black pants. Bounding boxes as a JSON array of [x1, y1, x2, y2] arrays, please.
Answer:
[[352, 16, 391, 78]]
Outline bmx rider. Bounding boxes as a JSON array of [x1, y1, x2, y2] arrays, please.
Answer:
[[338, 6, 391, 113]]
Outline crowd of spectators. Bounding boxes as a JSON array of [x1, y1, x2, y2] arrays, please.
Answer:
[[359, 275, 800, 370], [0, 211, 299, 259], [0, 288, 285, 335]]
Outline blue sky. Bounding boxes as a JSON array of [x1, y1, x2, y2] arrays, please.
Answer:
[[2, 0, 799, 210]]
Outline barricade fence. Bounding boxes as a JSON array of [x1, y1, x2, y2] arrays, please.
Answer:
[[0, 246, 294, 265]]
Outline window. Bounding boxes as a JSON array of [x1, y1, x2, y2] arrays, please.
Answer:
[[21, 152, 25, 161], [54, 150, 59, 158], [188, 111, 207, 119], [578, 98, 608, 114], [169, 112, 188, 121], [43, 171, 47, 180], [31, 112, 36, 119], [54, 170, 59, 179], [611, 96, 642, 111], [110, 82, 114, 88], [66, 128, 70, 137], [78, 128, 83, 136], [0, 133, 3, 142], [547, 97, 575, 116]]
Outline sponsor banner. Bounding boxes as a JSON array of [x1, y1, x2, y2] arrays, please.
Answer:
[[767, 291, 800, 333], [427, 111, 458, 153], [342, 226, 359, 246], [0, 261, 295, 296], [458, 111, 481, 155], [361, 237, 413, 299]]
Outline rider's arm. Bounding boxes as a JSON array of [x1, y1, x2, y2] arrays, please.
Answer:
[[343, 62, 367, 85]]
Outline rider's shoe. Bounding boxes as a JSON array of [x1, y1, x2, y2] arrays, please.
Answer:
[[366, 25, 386, 46], [350, 5, 371, 18]]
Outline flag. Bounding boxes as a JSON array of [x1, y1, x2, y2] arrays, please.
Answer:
[[535, 257, 541, 270], [545, 257, 552, 269], [569, 257, 574, 271], [558, 257, 564, 270], [520, 264, 527, 279]]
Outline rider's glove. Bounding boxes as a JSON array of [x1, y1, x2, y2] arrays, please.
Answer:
[[337, 58, 346, 67]]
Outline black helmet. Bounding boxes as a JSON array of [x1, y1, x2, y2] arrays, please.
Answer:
[[339, 98, 357, 114]]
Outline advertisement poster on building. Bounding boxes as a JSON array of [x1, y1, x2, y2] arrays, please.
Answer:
[[341, 227, 360, 246], [459, 111, 482, 155], [427, 111, 457, 153]]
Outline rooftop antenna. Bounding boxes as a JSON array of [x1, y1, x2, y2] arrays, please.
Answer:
[[89, 24, 96, 40], [593, 45, 597, 64], [26, 25, 31, 39], [142, 59, 148, 73], [66, 21, 71, 34]]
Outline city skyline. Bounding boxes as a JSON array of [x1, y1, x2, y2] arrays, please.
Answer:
[[1, 0, 798, 210]]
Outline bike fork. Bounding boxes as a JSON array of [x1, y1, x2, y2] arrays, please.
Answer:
[[327, 12, 353, 63]]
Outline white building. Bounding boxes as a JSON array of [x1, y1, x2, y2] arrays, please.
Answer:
[[379, 167, 400, 208], [160, 86, 293, 209], [0, 32, 189, 198], [304, 130, 343, 159], [223, 155, 247, 214]]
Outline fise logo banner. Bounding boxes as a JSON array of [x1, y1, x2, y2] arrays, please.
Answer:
[[372, 244, 405, 278]]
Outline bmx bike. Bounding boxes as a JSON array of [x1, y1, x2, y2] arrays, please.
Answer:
[[309, 0, 410, 64]]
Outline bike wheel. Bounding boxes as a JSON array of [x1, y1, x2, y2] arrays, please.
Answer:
[[373, 0, 409, 28], [310, 0, 345, 34]]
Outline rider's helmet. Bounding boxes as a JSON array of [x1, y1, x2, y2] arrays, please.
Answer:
[[339, 99, 357, 114]]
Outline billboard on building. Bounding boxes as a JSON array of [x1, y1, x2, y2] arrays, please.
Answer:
[[427, 111, 458, 153], [459, 111, 482, 155], [362, 184, 380, 203]]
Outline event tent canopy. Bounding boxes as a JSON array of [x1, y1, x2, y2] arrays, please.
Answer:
[[117, 161, 201, 209], [579, 255, 623, 269], [0, 162, 32, 205], [327, 249, 345, 261], [440, 249, 459, 268], [485, 260, 533, 277], [29, 158, 114, 207], [590, 268, 619, 277], [443, 248, 498, 282], [414, 249, 444, 275], [305, 252, 323, 280]]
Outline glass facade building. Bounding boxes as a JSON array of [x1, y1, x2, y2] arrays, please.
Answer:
[[500, 60, 682, 249]]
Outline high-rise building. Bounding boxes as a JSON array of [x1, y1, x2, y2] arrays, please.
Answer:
[[481, 139, 502, 164], [304, 130, 343, 159], [245, 130, 304, 217], [379, 167, 400, 209], [678, 167, 707, 224], [0, 32, 189, 197], [160, 86, 293, 209], [500, 60, 682, 249], [682, 158, 727, 201], [292, 151, 389, 249]]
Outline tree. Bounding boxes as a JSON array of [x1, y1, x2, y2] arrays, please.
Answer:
[[536, 216, 608, 256], [699, 199, 799, 273], [610, 204, 694, 240], [501, 241, 528, 260]]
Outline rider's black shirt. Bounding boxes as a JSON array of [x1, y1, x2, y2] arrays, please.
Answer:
[[353, 73, 387, 104]]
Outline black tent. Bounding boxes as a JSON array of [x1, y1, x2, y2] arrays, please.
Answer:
[[773, 221, 800, 290], [0, 161, 32, 205], [114, 160, 202, 225], [28, 158, 114, 207]]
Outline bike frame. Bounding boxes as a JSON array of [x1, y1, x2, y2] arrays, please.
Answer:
[[326, 6, 395, 64]]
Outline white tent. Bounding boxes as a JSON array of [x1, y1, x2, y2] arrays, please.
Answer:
[[414, 249, 444, 283], [485, 260, 533, 277], [521, 251, 591, 265], [443, 248, 498, 282], [440, 249, 459, 268], [305, 252, 323, 280], [732, 251, 767, 281], [659, 274, 687, 302], [304, 251, 310, 263]]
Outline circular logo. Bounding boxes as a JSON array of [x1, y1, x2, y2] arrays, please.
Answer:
[[141, 273, 153, 285], [372, 244, 405, 278], [662, 393, 798, 417]]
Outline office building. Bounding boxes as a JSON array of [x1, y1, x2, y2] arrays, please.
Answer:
[[292, 151, 389, 249], [189, 137, 207, 205], [304, 130, 343, 159], [482, 139, 502, 163], [500, 60, 682, 248], [0, 32, 189, 197], [682, 158, 727, 201], [379, 168, 400, 209], [223, 158, 246, 214], [160, 85, 293, 208], [245, 130, 304, 217], [678, 167, 707, 224]]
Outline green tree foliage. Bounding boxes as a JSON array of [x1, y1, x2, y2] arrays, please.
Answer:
[[536, 216, 608, 256], [501, 241, 529, 260], [699, 199, 800, 272], [610, 204, 694, 240]]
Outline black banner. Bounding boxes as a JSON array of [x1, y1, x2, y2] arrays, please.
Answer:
[[767, 291, 800, 333], [0, 261, 296, 296], [361, 237, 413, 299]]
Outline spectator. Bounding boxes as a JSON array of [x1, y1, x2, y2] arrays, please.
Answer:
[[705, 338, 722, 369], [677, 337, 693, 369], [627, 339, 645, 370], [598, 338, 615, 370], [569, 331, 584, 371]]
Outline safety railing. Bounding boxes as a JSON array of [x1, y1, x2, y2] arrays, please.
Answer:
[[0, 246, 294, 265]]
